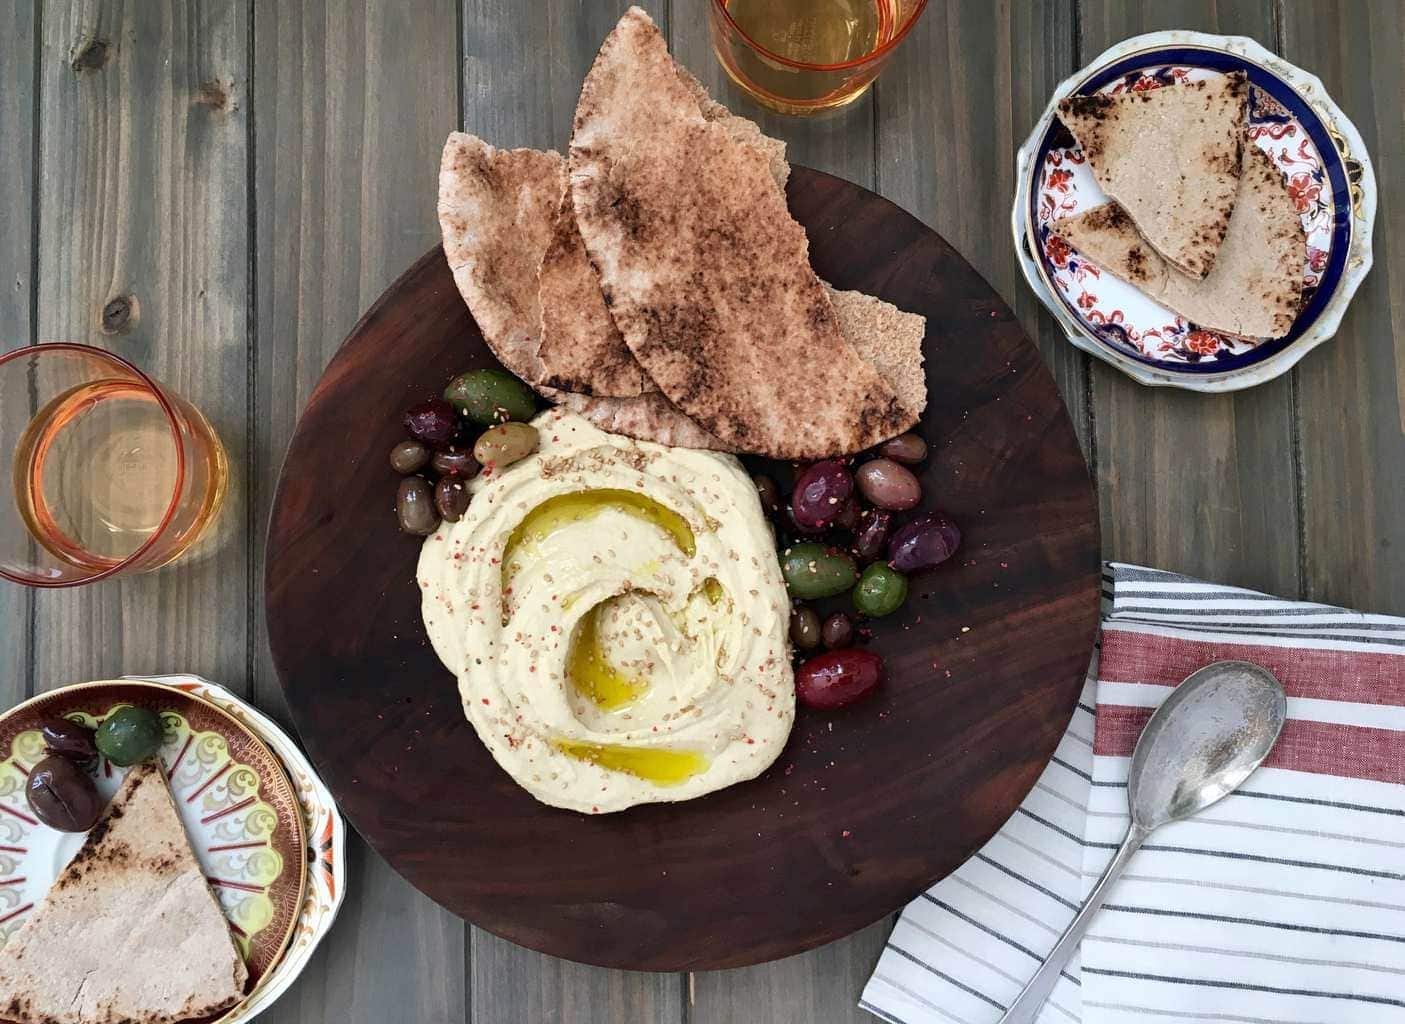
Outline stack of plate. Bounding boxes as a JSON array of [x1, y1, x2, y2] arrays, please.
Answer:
[[0, 675, 346, 1023]]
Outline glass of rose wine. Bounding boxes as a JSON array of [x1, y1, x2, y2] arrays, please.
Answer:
[[709, 0, 929, 115], [0, 343, 227, 587]]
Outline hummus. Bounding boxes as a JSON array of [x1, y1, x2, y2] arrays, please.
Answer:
[[418, 411, 794, 813]]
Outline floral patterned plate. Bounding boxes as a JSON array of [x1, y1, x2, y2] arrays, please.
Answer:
[[1013, 31, 1376, 391], [0, 680, 307, 1017]]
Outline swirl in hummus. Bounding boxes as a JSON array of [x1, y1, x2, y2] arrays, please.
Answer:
[[418, 411, 795, 813]]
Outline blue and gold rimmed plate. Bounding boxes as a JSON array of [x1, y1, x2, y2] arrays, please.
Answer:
[[1012, 31, 1376, 392]]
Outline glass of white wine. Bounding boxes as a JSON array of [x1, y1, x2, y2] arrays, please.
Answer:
[[0, 343, 227, 587], [709, 0, 928, 115]]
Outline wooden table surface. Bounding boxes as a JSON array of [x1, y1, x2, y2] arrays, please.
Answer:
[[1, 1, 1399, 1021]]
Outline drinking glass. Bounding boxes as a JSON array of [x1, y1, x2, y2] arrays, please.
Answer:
[[709, 0, 929, 115], [0, 343, 228, 587]]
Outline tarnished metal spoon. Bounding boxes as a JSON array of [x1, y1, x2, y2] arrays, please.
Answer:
[[998, 661, 1287, 1024]]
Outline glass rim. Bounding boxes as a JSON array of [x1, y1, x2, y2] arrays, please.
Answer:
[[710, 0, 929, 72], [0, 342, 187, 588]]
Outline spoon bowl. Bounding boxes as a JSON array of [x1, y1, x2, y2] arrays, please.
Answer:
[[1129, 661, 1288, 830]]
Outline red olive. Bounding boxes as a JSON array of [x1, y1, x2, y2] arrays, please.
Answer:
[[791, 460, 854, 529], [795, 649, 884, 709]]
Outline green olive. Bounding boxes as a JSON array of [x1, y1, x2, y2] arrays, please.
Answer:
[[444, 369, 537, 426], [94, 706, 165, 767], [473, 422, 539, 469], [853, 563, 908, 618], [780, 543, 860, 600]]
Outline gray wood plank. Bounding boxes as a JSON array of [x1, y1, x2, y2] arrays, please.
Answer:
[[249, 1, 467, 1022], [1280, 0, 1405, 614], [877, 1, 1086, 447], [31, 0, 253, 685], [0, 0, 36, 712], [459, 2, 686, 1019], [669, 3, 884, 1021], [1078, 0, 1300, 598]]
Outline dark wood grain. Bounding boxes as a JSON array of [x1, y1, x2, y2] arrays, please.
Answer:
[[0, 0, 36, 714], [31, 0, 252, 687], [1280, 0, 1405, 616], [1078, 0, 1301, 599], [249, 2, 468, 1022], [265, 168, 1101, 971]]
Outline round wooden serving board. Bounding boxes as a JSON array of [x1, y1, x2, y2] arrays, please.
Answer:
[[266, 168, 1101, 970]]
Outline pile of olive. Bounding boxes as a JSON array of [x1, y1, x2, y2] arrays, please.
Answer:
[[758, 432, 962, 710], [25, 706, 164, 833], [391, 369, 542, 536]]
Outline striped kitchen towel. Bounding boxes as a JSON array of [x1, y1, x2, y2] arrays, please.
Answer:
[[862, 563, 1405, 1024]]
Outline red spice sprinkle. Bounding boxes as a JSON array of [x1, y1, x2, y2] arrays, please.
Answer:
[[481, 698, 490, 705]]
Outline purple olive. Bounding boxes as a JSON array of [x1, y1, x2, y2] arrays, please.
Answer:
[[832, 496, 861, 533], [855, 458, 922, 511], [791, 460, 854, 529], [852, 509, 894, 563], [403, 399, 458, 446], [879, 433, 927, 464], [887, 513, 961, 574], [821, 612, 854, 650]]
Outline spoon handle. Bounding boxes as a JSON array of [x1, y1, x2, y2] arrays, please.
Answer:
[[997, 822, 1148, 1024]]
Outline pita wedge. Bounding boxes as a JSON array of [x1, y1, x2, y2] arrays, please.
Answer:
[[536, 190, 652, 397], [1058, 72, 1248, 279], [439, 133, 564, 387], [0, 762, 247, 1024], [1051, 145, 1305, 339], [534, 62, 789, 400], [827, 288, 927, 420], [569, 7, 911, 458]]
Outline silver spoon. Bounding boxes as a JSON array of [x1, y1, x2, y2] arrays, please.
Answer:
[[998, 661, 1287, 1024]]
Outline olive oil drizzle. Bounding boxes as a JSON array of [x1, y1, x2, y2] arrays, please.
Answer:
[[501, 489, 696, 601], [566, 599, 650, 710], [553, 739, 709, 785]]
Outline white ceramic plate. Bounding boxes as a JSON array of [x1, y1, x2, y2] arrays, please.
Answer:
[[1012, 31, 1376, 391]]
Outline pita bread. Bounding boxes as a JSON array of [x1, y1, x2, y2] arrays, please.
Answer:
[[536, 190, 651, 397], [569, 7, 911, 458], [534, 60, 789, 400], [0, 762, 247, 1024], [1050, 145, 1305, 339], [1058, 73, 1247, 279], [827, 288, 927, 420], [438, 133, 564, 386], [553, 389, 734, 451]]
